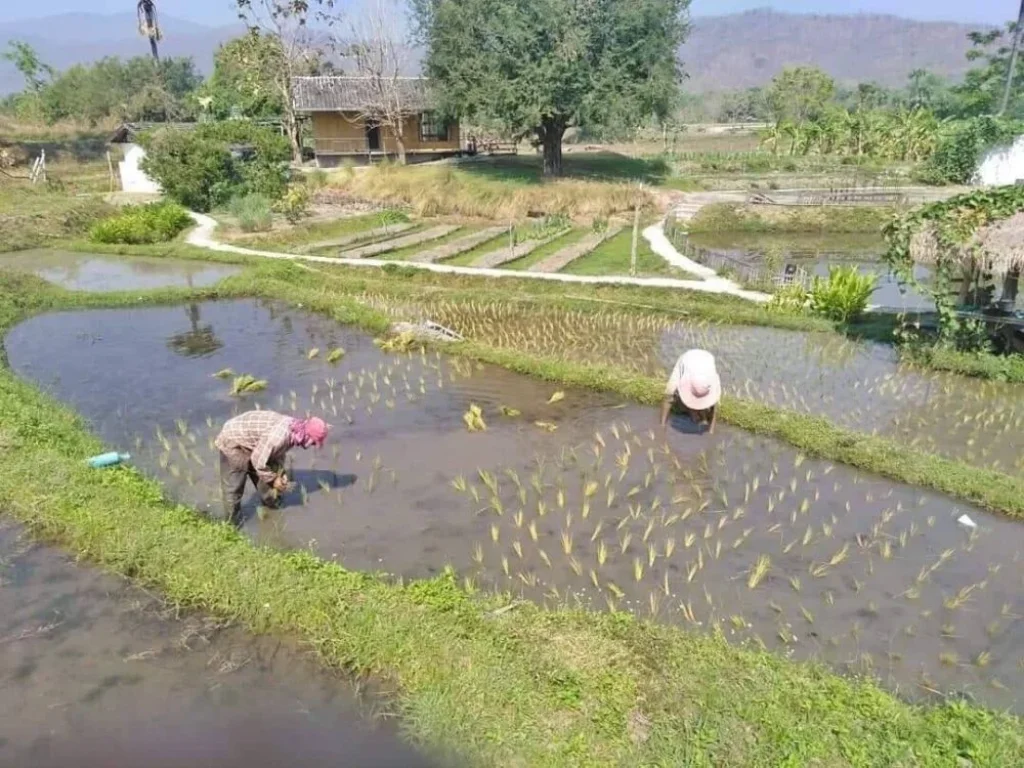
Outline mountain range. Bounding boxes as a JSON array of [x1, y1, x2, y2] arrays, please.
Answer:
[[0, 9, 991, 96]]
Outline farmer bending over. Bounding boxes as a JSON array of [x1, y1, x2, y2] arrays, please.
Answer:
[[214, 410, 329, 524], [660, 349, 721, 434]]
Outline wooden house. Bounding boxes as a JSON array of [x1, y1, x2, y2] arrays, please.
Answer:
[[291, 76, 461, 166]]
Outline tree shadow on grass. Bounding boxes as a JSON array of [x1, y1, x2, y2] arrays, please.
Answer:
[[457, 151, 671, 185]]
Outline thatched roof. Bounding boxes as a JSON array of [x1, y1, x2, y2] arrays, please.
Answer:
[[909, 214, 1024, 275], [291, 76, 435, 113]]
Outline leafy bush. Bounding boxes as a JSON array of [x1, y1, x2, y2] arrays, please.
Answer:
[[89, 201, 192, 244], [139, 121, 290, 212], [228, 194, 274, 232], [809, 265, 877, 323], [766, 283, 810, 315], [919, 116, 1024, 185], [273, 184, 311, 224]]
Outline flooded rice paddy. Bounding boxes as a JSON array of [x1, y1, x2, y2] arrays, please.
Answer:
[[0, 521, 437, 767], [358, 296, 1024, 477], [5, 299, 1022, 713], [0, 249, 240, 292]]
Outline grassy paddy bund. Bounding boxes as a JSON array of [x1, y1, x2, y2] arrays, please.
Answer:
[[0, 261, 1022, 765]]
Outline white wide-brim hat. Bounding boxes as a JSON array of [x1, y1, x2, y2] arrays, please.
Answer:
[[677, 350, 721, 411]]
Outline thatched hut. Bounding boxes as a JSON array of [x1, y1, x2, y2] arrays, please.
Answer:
[[909, 214, 1023, 312]]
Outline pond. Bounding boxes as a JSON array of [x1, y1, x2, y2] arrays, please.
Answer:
[[687, 233, 937, 311], [0, 249, 240, 292], [357, 295, 1024, 477], [0, 521, 436, 767], [5, 299, 1022, 713]]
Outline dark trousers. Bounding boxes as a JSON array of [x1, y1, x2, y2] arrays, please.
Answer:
[[218, 451, 278, 524]]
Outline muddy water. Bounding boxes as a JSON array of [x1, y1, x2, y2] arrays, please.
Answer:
[[357, 295, 1024, 476], [0, 522, 439, 768], [0, 249, 239, 292], [5, 300, 1022, 712]]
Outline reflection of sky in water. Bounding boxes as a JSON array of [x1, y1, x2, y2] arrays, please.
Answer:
[[0, 249, 239, 292], [0, 526, 433, 767], [4, 299, 1022, 713]]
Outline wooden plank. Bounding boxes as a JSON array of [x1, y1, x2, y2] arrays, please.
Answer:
[[408, 226, 509, 263], [469, 230, 571, 269], [528, 225, 624, 273], [340, 225, 461, 258]]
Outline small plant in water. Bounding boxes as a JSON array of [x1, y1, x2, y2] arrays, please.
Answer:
[[463, 404, 487, 432], [230, 374, 268, 396], [327, 348, 346, 363], [212, 368, 235, 379]]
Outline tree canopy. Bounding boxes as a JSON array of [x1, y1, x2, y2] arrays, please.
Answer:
[[413, 0, 689, 175]]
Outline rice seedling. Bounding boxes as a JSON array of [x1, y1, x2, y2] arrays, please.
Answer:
[[789, 576, 801, 592], [560, 530, 573, 555], [590, 520, 604, 542], [534, 421, 558, 432], [490, 524, 500, 543], [463, 404, 487, 432], [212, 368, 235, 379], [568, 557, 582, 576], [589, 569, 600, 588], [501, 556, 510, 577], [451, 475, 468, 493], [546, 391, 565, 404], [528, 521, 538, 542], [512, 540, 523, 559], [307, 348, 321, 359], [472, 543, 483, 564], [747, 555, 771, 589], [539, 549, 552, 568], [230, 375, 268, 396], [939, 652, 959, 667], [619, 532, 632, 555], [975, 651, 991, 668], [512, 510, 523, 527]]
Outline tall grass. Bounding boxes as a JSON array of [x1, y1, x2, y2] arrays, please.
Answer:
[[324, 163, 651, 221], [228, 194, 274, 233]]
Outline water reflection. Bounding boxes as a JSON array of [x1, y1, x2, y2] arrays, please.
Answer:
[[166, 304, 224, 359]]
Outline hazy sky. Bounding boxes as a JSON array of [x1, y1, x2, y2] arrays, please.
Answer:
[[0, 0, 1013, 27]]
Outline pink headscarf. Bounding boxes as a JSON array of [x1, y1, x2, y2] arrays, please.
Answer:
[[290, 417, 329, 448]]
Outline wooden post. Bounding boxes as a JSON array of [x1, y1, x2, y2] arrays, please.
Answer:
[[40, 149, 46, 183], [509, 218, 514, 262], [629, 203, 640, 277]]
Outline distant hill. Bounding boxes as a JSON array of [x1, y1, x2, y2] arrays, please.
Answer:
[[0, 9, 990, 96], [0, 13, 239, 94], [682, 9, 987, 91]]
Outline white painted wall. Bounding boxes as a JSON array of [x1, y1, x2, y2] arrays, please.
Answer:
[[118, 144, 161, 194], [975, 135, 1024, 186]]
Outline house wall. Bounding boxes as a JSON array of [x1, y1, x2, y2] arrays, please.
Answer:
[[310, 111, 461, 156]]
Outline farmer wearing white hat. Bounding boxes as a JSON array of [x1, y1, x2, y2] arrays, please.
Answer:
[[660, 349, 721, 434]]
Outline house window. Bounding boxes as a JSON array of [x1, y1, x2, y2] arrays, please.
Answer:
[[419, 112, 448, 142]]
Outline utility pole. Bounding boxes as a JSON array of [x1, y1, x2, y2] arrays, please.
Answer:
[[998, 0, 1024, 116]]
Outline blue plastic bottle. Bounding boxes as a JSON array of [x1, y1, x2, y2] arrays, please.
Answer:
[[87, 452, 130, 468]]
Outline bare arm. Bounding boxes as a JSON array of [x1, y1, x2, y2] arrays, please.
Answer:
[[708, 405, 717, 435], [251, 422, 290, 485], [660, 396, 673, 427]]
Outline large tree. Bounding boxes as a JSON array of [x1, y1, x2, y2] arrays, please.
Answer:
[[767, 66, 835, 127], [234, 0, 339, 162], [412, 0, 688, 176]]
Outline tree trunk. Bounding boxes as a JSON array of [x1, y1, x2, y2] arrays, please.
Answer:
[[284, 110, 302, 164], [149, 36, 160, 61], [395, 117, 407, 165], [538, 117, 565, 177]]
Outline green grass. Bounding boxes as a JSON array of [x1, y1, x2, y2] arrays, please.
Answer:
[[900, 344, 1024, 384], [689, 203, 900, 235], [562, 227, 695, 278], [0, 183, 113, 253], [0, 267, 1021, 766], [503, 228, 589, 270]]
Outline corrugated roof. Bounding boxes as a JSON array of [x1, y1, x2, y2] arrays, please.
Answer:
[[291, 76, 435, 112]]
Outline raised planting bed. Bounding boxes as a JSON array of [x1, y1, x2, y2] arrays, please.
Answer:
[[408, 226, 510, 263], [339, 225, 461, 259], [528, 224, 624, 273]]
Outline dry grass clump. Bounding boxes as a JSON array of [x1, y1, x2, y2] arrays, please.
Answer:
[[324, 163, 652, 221]]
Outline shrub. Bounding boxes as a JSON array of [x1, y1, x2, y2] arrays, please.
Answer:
[[88, 201, 192, 244], [273, 184, 311, 224], [228, 194, 274, 232], [766, 283, 810, 315], [139, 121, 290, 212], [809, 265, 877, 323]]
